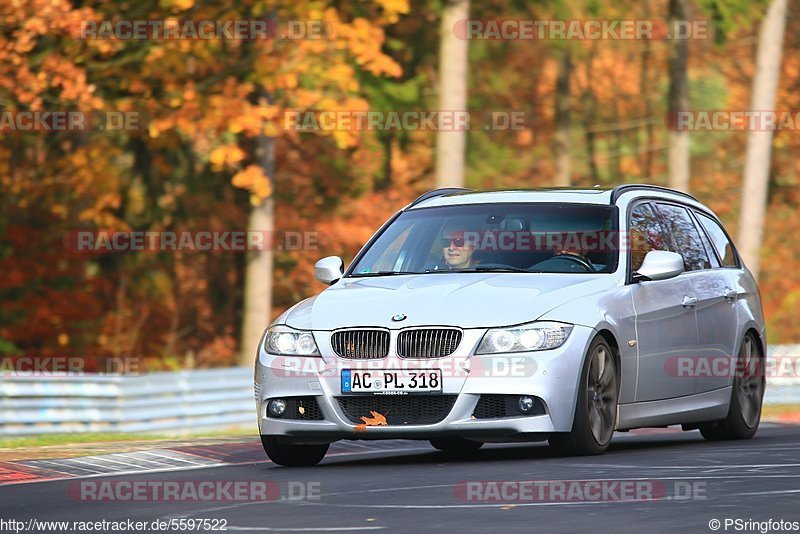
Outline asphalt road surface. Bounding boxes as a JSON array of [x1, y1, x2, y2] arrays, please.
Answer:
[[2, 424, 800, 533]]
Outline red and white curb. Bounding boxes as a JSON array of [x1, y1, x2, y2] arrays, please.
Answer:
[[0, 440, 427, 487]]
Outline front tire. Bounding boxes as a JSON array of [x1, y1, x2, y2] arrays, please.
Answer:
[[261, 436, 329, 467], [699, 333, 764, 441], [549, 337, 618, 456]]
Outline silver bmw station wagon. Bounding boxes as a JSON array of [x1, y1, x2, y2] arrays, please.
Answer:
[[254, 185, 766, 466]]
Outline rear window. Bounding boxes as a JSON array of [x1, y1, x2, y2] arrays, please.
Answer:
[[696, 212, 739, 267], [654, 203, 712, 272]]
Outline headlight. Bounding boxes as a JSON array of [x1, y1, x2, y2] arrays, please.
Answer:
[[263, 325, 320, 356], [476, 322, 572, 354]]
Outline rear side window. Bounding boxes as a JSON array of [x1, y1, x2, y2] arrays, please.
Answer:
[[696, 212, 739, 267], [693, 215, 721, 269], [628, 203, 671, 271], [655, 203, 711, 272]]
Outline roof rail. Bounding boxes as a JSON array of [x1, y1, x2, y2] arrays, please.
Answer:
[[407, 187, 473, 208], [609, 184, 699, 204]]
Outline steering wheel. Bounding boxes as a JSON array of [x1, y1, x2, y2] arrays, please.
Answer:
[[552, 252, 595, 272]]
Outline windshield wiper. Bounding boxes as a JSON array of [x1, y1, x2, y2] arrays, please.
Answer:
[[468, 266, 541, 273], [425, 266, 541, 274], [351, 267, 541, 276], [349, 271, 420, 277]]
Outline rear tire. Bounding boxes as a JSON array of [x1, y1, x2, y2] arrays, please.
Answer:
[[549, 337, 618, 456], [261, 436, 329, 466], [430, 437, 483, 454], [699, 333, 764, 441]]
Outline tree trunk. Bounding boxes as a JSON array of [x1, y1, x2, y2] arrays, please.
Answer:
[[240, 196, 274, 366], [640, 1, 654, 178], [435, 0, 469, 188], [583, 92, 600, 184], [582, 46, 600, 184], [376, 132, 393, 191], [240, 98, 276, 366], [554, 50, 572, 186], [667, 0, 690, 192], [738, 0, 787, 279], [609, 99, 623, 180]]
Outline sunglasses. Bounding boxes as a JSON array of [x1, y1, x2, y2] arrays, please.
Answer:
[[441, 237, 466, 248]]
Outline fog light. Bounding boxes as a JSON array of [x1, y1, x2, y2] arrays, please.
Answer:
[[268, 399, 287, 417], [518, 395, 535, 414]]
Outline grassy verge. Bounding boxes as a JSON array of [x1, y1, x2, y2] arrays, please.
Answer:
[[0, 428, 251, 449]]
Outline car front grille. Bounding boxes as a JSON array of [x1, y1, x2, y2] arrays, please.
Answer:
[[331, 329, 390, 359], [337, 395, 457, 425], [472, 394, 546, 419], [396, 328, 462, 359]]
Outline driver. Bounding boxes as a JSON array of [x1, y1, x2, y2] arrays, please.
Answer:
[[441, 229, 477, 269]]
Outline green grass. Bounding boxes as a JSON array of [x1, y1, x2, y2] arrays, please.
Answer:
[[0, 433, 163, 449], [0, 428, 252, 449]]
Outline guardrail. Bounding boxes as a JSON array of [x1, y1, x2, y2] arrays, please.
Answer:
[[762, 344, 800, 405], [0, 345, 798, 436], [0, 368, 255, 436]]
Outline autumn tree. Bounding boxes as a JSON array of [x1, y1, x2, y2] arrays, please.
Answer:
[[435, 0, 469, 188], [738, 0, 787, 279], [667, 0, 690, 192]]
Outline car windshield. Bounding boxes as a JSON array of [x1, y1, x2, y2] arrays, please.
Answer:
[[349, 202, 619, 276]]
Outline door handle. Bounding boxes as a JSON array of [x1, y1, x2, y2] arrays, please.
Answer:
[[723, 288, 737, 301], [681, 296, 697, 308]]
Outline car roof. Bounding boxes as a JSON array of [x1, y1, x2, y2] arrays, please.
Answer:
[[408, 185, 710, 214], [410, 188, 611, 208]]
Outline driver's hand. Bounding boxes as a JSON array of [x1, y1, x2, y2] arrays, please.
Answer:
[[556, 249, 587, 259], [556, 249, 594, 267]]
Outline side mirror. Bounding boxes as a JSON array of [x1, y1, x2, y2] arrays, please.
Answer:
[[314, 256, 344, 285], [633, 250, 684, 282]]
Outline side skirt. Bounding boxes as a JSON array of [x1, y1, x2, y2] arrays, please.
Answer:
[[617, 387, 731, 431]]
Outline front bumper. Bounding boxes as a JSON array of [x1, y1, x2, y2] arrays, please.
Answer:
[[254, 324, 595, 443]]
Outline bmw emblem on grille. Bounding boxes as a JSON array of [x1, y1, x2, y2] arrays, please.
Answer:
[[391, 313, 407, 322]]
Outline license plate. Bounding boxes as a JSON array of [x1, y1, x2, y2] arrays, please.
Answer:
[[341, 369, 442, 394]]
